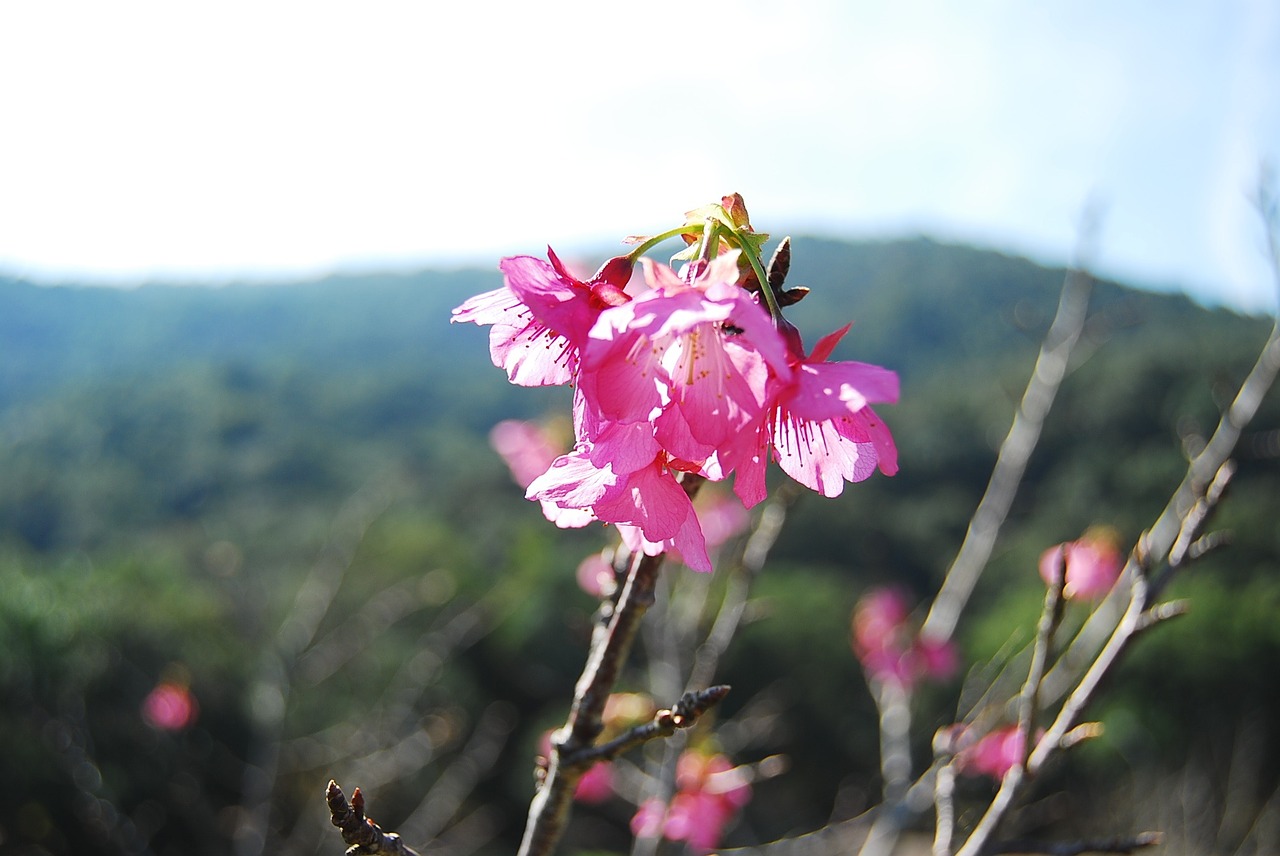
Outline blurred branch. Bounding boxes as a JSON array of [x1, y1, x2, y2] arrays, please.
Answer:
[[953, 189, 1280, 852], [953, 559, 1067, 856], [395, 702, 517, 846], [923, 211, 1100, 643], [242, 478, 398, 856], [687, 487, 795, 693], [988, 831, 1162, 855]]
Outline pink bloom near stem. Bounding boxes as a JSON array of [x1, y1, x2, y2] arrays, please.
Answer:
[[526, 447, 712, 571], [1039, 528, 1124, 600], [579, 253, 788, 463]]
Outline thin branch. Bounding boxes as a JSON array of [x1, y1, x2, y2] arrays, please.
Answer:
[[954, 563, 1066, 856], [1017, 548, 1066, 763], [687, 489, 794, 693], [519, 475, 704, 856], [563, 685, 731, 767], [923, 217, 1099, 643]]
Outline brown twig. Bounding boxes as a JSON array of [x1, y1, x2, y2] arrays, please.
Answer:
[[562, 685, 732, 767], [327, 780, 423, 856], [518, 475, 705, 856]]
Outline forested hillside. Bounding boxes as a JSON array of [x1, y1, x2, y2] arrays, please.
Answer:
[[2, 237, 1277, 855]]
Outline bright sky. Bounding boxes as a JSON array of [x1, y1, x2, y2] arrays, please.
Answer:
[[1, 1, 1278, 310]]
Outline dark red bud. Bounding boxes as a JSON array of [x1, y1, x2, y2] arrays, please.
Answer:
[[593, 255, 634, 290], [776, 316, 806, 361]]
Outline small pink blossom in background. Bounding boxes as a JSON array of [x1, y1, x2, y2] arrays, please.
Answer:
[[953, 724, 1046, 779], [142, 681, 198, 731], [851, 586, 957, 689], [538, 730, 618, 804], [575, 552, 615, 598], [1039, 527, 1124, 600], [696, 490, 750, 549], [630, 750, 751, 852], [630, 798, 666, 839], [574, 762, 615, 804], [490, 419, 562, 488]]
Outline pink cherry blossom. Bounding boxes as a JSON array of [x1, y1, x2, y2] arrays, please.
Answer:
[[451, 249, 630, 387], [1039, 528, 1124, 600], [526, 447, 712, 571], [725, 324, 898, 508], [578, 253, 789, 462]]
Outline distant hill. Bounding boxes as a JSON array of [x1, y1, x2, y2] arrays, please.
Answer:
[[0, 236, 1261, 409]]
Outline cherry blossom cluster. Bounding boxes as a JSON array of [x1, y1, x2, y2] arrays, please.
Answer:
[[454, 197, 899, 571], [630, 749, 752, 852]]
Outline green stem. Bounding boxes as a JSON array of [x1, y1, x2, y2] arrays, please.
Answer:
[[723, 231, 782, 321], [625, 225, 701, 262]]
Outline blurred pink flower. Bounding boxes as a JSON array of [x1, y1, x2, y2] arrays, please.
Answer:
[[1040, 527, 1124, 600], [574, 762, 615, 804], [696, 490, 751, 549], [575, 552, 615, 598], [851, 586, 957, 689], [142, 681, 198, 731], [630, 750, 750, 852], [954, 724, 1044, 779], [630, 797, 667, 839], [490, 419, 562, 488]]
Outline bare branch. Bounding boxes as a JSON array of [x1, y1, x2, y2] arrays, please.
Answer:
[[563, 685, 732, 767], [924, 214, 1100, 643]]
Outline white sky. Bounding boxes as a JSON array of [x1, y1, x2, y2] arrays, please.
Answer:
[[1, 0, 1278, 310]]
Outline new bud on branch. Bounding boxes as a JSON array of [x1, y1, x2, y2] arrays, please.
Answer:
[[452, 194, 900, 571]]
